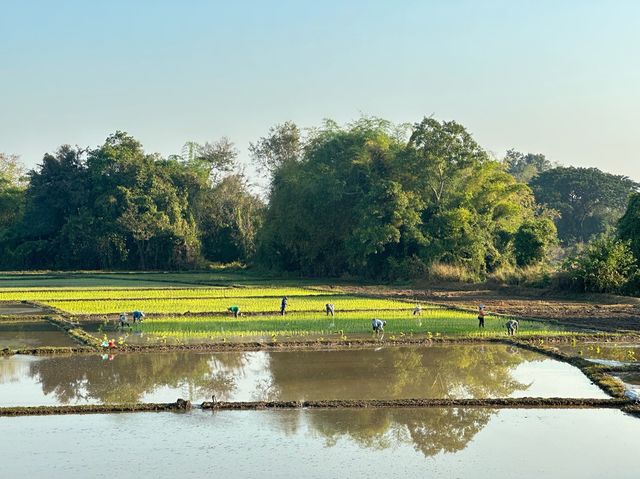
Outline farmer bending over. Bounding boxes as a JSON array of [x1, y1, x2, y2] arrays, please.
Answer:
[[227, 305, 241, 318], [132, 310, 145, 323], [506, 319, 519, 336], [118, 312, 130, 329], [478, 304, 486, 328], [325, 303, 335, 317], [280, 296, 288, 316], [371, 318, 386, 336], [413, 304, 422, 316]]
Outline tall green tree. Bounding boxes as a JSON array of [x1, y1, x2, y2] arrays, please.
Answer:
[[258, 117, 550, 278], [530, 167, 639, 243], [618, 192, 640, 262], [0, 153, 27, 268], [504, 149, 553, 183]]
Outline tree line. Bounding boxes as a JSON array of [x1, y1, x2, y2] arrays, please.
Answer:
[[1, 116, 639, 287]]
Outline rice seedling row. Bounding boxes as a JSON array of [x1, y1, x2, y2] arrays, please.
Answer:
[[45, 295, 418, 315], [0, 287, 328, 302], [103, 312, 564, 342]]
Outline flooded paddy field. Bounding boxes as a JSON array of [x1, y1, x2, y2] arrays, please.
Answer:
[[2, 407, 639, 478], [555, 341, 640, 366], [0, 344, 608, 407], [0, 301, 50, 316], [0, 320, 78, 349]]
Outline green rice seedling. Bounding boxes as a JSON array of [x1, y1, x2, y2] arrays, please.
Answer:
[[45, 295, 418, 315], [125, 311, 566, 341], [0, 286, 329, 302]]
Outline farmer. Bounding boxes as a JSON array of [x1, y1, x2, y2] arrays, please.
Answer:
[[478, 304, 485, 328], [280, 296, 288, 316], [325, 303, 335, 317], [118, 312, 130, 329], [132, 310, 145, 323], [413, 304, 422, 316], [227, 305, 241, 318], [506, 319, 519, 336], [371, 318, 386, 336]]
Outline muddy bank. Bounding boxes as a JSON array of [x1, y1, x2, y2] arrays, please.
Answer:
[[0, 399, 192, 416], [0, 397, 631, 416], [200, 397, 631, 410], [1, 332, 632, 356], [1, 346, 95, 356]]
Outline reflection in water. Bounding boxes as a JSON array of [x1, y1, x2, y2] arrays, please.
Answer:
[[3, 408, 640, 477], [0, 345, 605, 407], [264, 345, 536, 401], [557, 342, 640, 364], [27, 352, 248, 404], [300, 408, 496, 457]]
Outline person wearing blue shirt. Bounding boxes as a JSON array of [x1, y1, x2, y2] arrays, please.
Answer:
[[371, 318, 386, 336], [280, 296, 288, 316]]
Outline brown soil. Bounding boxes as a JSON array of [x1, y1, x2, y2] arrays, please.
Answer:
[[0, 399, 192, 416], [1, 397, 630, 417], [200, 397, 631, 410]]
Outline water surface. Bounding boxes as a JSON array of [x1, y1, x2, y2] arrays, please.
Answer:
[[0, 320, 77, 349], [0, 344, 608, 406], [1, 408, 638, 478]]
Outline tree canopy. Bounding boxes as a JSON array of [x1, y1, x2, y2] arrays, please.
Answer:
[[0, 133, 263, 270], [257, 117, 549, 278], [530, 166, 639, 244]]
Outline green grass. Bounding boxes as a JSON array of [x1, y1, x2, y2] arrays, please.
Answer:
[[44, 295, 416, 315], [121, 310, 566, 340]]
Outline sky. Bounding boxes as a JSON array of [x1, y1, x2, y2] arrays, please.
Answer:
[[1, 0, 639, 183]]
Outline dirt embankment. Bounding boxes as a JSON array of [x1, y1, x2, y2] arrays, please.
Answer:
[[333, 284, 640, 332], [1, 397, 633, 417]]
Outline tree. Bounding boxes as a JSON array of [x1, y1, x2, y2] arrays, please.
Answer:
[[618, 192, 640, 262], [562, 235, 636, 293], [407, 119, 539, 274], [249, 121, 303, 177], [194, 137, 238, 184], [198, 174, 265, 263], [530, 167, 639, 243], [0, 153, 27, 268], [87, 132, 201, 269], [504, 149, 553, 183], [0, 153, 26, 229], [513, 217, 557, 267], [408, 118, 489, 208], [257, 117, 549, 278]]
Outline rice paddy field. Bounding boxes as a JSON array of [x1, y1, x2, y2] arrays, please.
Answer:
[[0, 271, 571, 343], [0, 272, 571, 342]]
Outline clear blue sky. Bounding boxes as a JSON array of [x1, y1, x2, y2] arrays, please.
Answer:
[[1, 0, 639, 182]]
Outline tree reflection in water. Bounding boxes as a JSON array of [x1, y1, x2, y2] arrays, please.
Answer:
[[264, 344, 538, 400], [19, 343, 541, 455], [27, 352, 251, 404], [263, 344, 539, 457], [302, 407, 497, 457]]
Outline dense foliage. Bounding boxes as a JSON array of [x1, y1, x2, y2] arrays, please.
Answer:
[[530, 167, 639, 244], [257, 118, 550, 278], [0, 133, 262, 270], [618, 193, 640, 262], [3, 116, 638, 285], [561, 235, 637, 294]]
